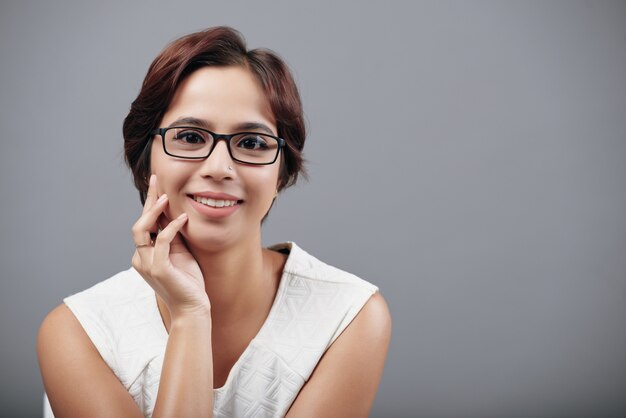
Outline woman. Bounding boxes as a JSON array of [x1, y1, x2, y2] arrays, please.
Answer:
[[38, 27, 391, 418]]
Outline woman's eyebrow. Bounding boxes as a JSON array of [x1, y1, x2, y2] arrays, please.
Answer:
[[233, 122, 275, 135], [168, 117, 209, 128], [168, 117, 275, 135]]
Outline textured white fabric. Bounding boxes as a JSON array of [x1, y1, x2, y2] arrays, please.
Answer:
[[43, 242, 378, 417]]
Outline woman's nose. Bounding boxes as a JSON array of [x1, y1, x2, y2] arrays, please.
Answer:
[[198, 140, 235, 180]]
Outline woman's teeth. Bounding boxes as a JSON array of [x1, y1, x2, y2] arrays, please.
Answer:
[[192, 196, 238, 208]]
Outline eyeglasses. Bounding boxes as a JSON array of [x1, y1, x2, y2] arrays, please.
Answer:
[[150, 126, 285, 165]]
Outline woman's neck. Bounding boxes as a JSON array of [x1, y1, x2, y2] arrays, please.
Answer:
[[187, 235, 282, 327]]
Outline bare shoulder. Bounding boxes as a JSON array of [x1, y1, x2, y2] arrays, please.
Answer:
[[38, 303, 81, 342], [286, 291, 392, 418], [37, 303, 100, 364], [352, 291, 392, 339], [37, 303, 92, 363], [37, 303, 143, 417], [336, 291, 392, 352]]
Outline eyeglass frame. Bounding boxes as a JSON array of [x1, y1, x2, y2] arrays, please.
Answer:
[[149, 126, 286, 165]]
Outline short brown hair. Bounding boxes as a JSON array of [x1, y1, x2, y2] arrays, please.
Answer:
[[123, 27, 306, 204]]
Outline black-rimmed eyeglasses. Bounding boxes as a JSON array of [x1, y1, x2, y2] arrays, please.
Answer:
[[150, 126, 285, 165]]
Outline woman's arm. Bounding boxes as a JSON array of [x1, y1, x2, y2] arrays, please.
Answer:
[[285, 292, 392, 418], [151, 307, 213, 417]]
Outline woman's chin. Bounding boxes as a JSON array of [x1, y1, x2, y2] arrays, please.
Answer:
[[180, 223, 241, 253]]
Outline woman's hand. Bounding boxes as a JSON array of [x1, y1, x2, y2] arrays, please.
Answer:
[[131, 174, 210, 318]]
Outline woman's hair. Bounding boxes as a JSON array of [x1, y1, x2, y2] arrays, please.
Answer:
[[123, 26, 306, 204]]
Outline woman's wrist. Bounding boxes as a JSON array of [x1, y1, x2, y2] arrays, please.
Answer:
[[170, 303, 212, 327]]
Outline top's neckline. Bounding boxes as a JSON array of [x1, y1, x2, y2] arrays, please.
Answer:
[[152, 242, 297, 392]]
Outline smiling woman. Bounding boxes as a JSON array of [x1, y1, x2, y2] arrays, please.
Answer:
[[36, 27, 391, 418]]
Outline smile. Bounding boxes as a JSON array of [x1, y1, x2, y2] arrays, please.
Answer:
[[191, 195, 239, 208]]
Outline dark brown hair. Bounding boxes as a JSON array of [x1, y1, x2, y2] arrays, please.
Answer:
[[123, 27, 306, 204]]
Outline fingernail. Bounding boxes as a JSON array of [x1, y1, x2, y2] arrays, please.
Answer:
[[149, 174, 156, 186], [157, 194, 168, 203], [177, 213, 188, 220]]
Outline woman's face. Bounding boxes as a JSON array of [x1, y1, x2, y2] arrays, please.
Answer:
[[150, 65, 280, 250]]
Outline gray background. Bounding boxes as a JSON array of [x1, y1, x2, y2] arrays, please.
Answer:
[[1, 0, 625, 417]]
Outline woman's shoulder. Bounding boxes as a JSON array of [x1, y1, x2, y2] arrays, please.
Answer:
[[261, 243, 391, 416], [39, 268, 166, 414], [53, 268, 165, 374], [270, 241, 379, 292]]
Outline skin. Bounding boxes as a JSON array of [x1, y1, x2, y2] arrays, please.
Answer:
[[37, 65, 392, 417]]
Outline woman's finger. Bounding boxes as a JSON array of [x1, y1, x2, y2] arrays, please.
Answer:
[[156, 213, 188, 254], [152, 213, 189, 269], [169, 224, 190, 254], [142, 174, 158, 215], [132, 194, 168, 241], [131, 194, 168, 256]]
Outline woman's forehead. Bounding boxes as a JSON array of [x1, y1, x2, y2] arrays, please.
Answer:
[[162, 66, 276, 131]]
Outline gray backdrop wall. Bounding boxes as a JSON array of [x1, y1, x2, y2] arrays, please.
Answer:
[[1, 1, 625, 417]]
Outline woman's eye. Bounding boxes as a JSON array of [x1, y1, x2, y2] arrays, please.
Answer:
[[173, 131, 205, 144], [237, 135, 268, 150]]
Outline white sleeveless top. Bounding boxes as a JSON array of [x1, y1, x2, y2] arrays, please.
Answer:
[[43, 242, 378, 418]]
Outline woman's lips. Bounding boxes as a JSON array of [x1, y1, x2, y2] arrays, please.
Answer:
[[187, 194, 241, 219]]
